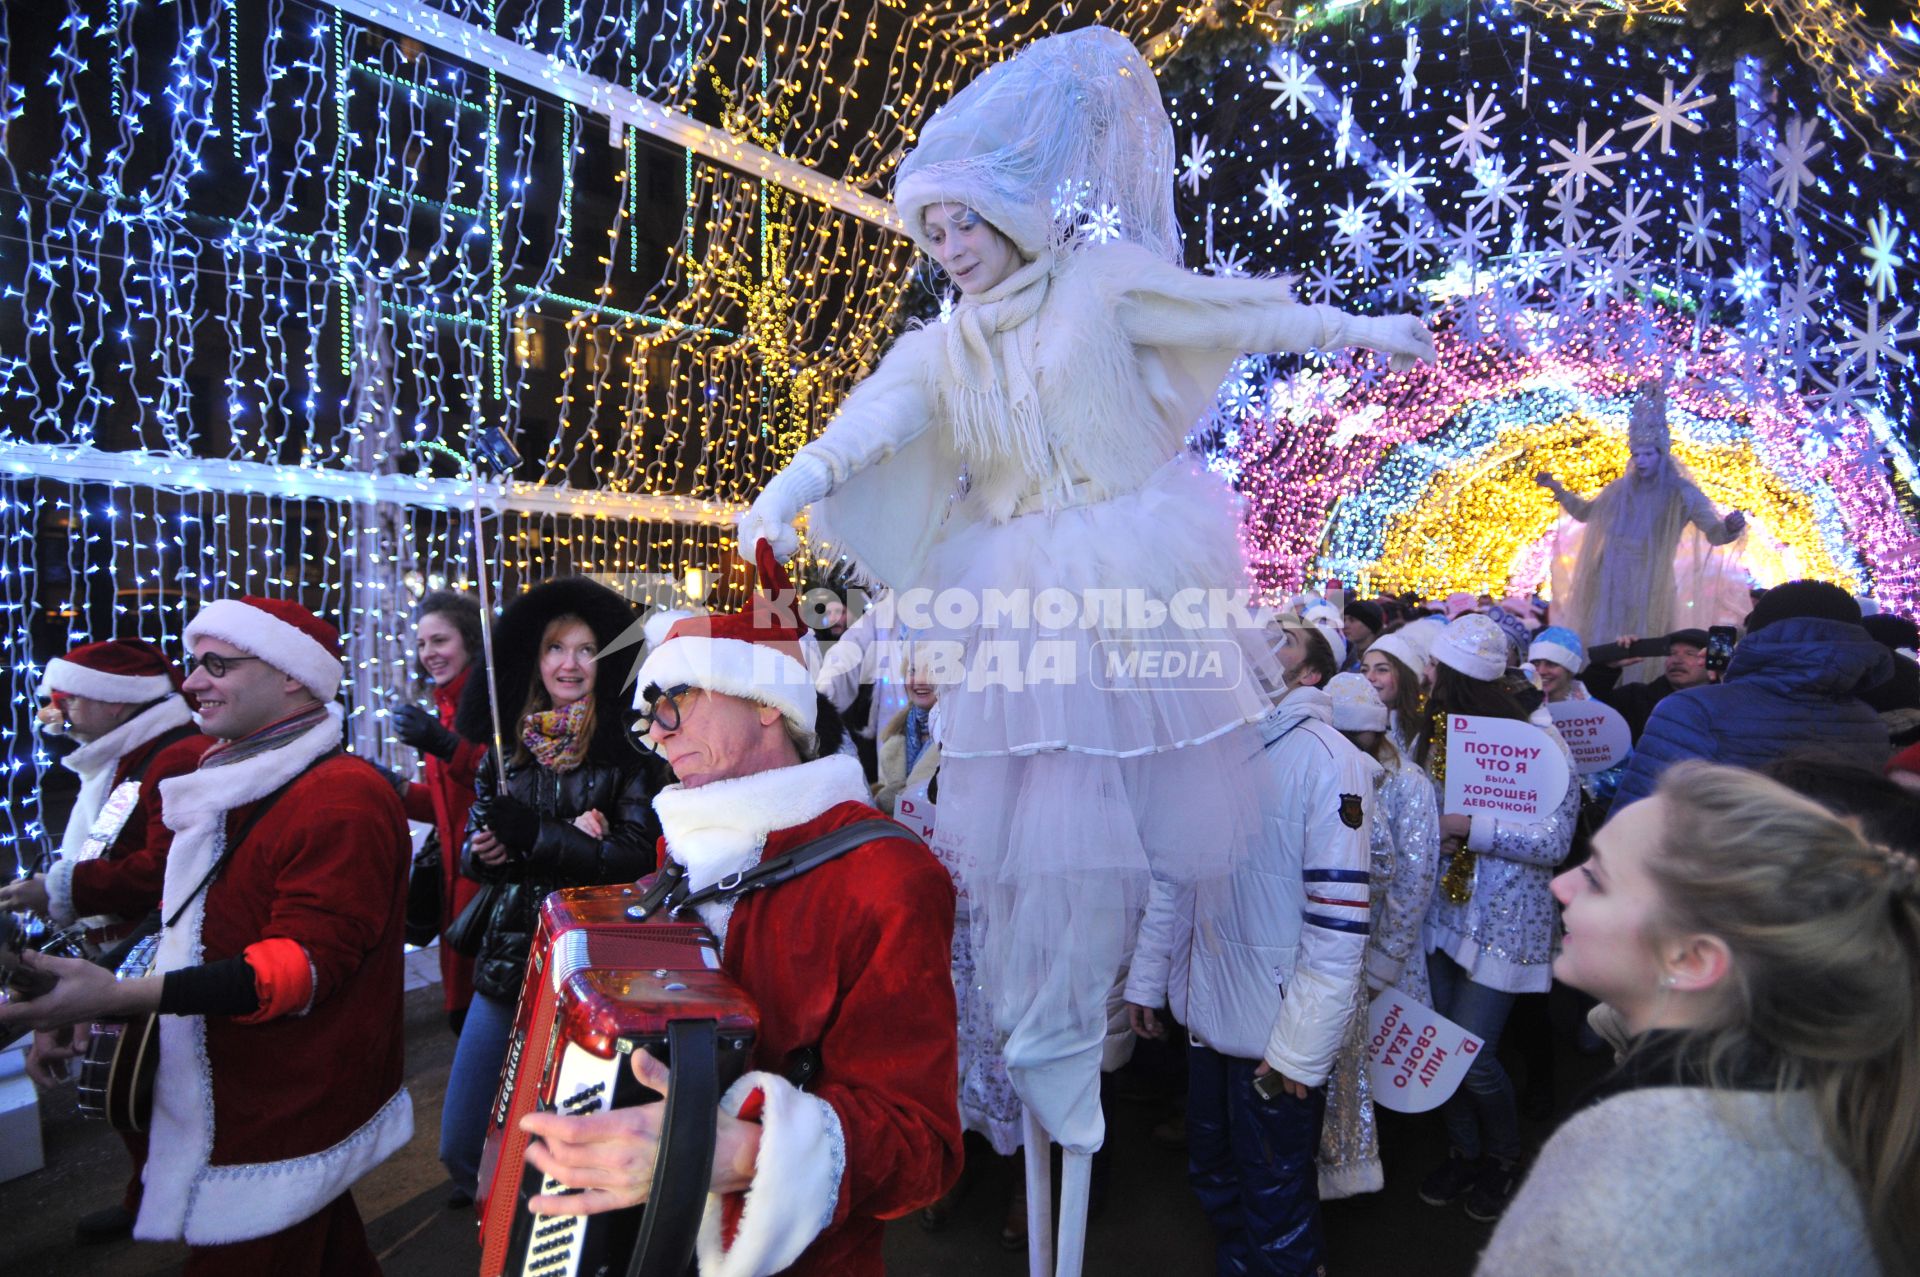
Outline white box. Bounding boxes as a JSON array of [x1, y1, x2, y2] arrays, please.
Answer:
[[0, 1051, 45, 1182]]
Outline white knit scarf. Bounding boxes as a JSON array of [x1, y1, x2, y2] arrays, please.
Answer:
[[943, 252, 1056, 478]]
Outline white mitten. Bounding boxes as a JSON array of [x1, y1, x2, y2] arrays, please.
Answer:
[[737, 452, 832, 561], [1339, 312, 1439, 372]]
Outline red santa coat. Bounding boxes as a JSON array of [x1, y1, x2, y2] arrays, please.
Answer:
[[52, 732, 215, 931], [648, 752, 962, 1277], [140, 705, 414, 1245], [401, 667, 487, 1010], [45, 697, 211, 935]]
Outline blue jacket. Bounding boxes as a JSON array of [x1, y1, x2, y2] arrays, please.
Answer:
[[1611, 618, 1893, 810]]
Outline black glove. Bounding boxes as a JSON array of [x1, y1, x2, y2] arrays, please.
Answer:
[[367, 761, 413, 799], [481, 793, 542, 855], [394, 703, 460, 761]]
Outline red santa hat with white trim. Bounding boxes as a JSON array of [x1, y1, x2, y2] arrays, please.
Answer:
[[183, 596, 344, 702], [38, 638, 183, 704], [631, 540, 815, 748]]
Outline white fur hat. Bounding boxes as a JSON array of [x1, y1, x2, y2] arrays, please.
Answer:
[[1327, 672, 1389, 732]]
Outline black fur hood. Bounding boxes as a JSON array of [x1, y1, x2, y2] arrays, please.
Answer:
[[454, 576, 644, 762]]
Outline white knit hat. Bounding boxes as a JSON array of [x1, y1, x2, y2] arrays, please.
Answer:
[[1365, 633, 1425, 678], [1327, 672, 1389, 732], [183, 597, 343, 701], [1431, 614, 1510, 682]]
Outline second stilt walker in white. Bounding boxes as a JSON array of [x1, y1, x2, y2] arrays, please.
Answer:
[[738, 26, 1436, 1275]]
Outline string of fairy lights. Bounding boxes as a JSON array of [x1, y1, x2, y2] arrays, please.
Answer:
[[0, 0, 1915, 860]]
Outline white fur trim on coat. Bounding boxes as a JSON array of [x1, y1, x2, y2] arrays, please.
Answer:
[[184, 599, 342, 701], [634, 635, 817, 747], [54, 695, 194, 863], [45, 856, 81, 927], [651, 753, 874, 895], [138, 705, 410, 1244], [39, 658, 174, 704], [169, 1089, 414, 1246], [695, 1071, 845, 1277]]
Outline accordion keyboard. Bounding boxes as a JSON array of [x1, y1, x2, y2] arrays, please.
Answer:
[[520, 1042, 624, 1277]]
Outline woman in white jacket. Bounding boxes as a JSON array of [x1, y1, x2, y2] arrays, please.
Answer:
[[1409, 615, 1578, 1223], [737, 26, 1435, 1180]]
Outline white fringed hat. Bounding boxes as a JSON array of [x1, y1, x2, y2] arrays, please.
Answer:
[[183, 597, 342, 701], [632, 542, 815, 748]]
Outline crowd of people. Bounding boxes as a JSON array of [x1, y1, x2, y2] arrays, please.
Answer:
[[2, 22, 1918, 1277], [1, 562, 1916, 1276]]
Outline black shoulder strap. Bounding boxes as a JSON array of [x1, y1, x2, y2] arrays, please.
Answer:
[[123, 722, 201, 787], [163, 751, 339, 929], [641, 817, 924, 920]]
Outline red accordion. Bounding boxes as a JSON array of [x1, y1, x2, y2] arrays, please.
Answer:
[[477, 883, 759, 1277]]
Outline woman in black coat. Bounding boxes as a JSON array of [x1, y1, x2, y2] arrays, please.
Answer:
[[437, 576, 670, 1202]]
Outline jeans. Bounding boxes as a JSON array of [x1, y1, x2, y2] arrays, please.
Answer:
[[1186, 1043, 1328, 1277], [439, 990, 517, 1196], [1425, 950, 1521, 1163]]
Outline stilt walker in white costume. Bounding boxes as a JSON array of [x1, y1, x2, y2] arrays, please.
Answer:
[[737, 27, 1436, 1275]]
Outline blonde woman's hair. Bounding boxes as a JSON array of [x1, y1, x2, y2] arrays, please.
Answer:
[[1647, 761, 1920, 1273], [513, 613, 597, 772]]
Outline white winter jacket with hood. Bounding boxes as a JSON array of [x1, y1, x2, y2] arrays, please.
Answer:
[[1124, 686, 1379, 1084]]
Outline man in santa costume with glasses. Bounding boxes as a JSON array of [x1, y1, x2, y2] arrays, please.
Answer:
[[0, 597, 413, 1276], [515, 542, 962, 1277], [0, 637, 214, 1241]]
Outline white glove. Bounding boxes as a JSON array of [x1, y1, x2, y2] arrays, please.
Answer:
[[1340, 312, 1438, 372], [737, 453, 832, 561]]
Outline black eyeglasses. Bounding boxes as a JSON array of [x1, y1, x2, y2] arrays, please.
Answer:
[[631, 682, 694, 735], [184, 653, 263, 679]]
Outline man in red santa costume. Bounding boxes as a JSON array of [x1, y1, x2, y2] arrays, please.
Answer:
[[0, 597, 413, 1276], [516, 541, 963, 1277], [0, 637, 213, 1242]]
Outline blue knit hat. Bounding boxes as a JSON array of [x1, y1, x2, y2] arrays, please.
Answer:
[[1528, 625, 1588, 674]]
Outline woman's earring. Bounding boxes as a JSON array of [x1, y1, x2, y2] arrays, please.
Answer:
[[1659, 973, 1677, 989]]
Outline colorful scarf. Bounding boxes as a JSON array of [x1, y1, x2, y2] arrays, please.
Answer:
[[522, 699, 590, 772], [200, 701, 332, 770]]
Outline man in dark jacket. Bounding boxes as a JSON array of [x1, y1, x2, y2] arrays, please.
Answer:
[[1609, 581, 1893, 811], [1582, 628, 1715, 741]]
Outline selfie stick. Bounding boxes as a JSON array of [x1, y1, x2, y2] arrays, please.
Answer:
[[469, 429, 520, 789]]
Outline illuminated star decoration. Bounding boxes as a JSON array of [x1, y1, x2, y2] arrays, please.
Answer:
[[1832, 301, 1918, 376], [1768, 114, 1826, 213], [1680, 192, 1722, 268], [1469, 155, 1533, 222], [1334, 93, 1357, 169], [1263, 50, 1324, 121], [1257, 166, 1295, 223], [1086, 203, 1124, 245], [1863, 210, 1903, 302], [1400, 30, 1421, 113], [1542, 120, 1626, 202], [1603, 186, 1657, 260], [1624, 75, 1716, 155], [1442, 90, 1505, 170], [1181, 133, 1216, 196], [1369, 149, 1437, 211]]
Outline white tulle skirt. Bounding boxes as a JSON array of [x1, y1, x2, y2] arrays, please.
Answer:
[[921, 457, 1278, 1151]]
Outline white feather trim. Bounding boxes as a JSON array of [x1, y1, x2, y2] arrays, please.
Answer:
[[183, 598, 342, 701], [695, 1072, 845, 1277], [651, 754, 874, 894]]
